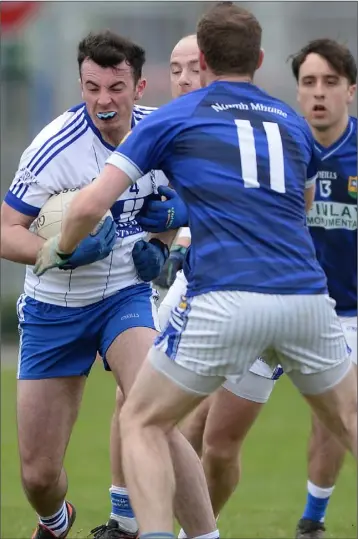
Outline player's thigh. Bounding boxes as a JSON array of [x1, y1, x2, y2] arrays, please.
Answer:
[[275, 294, 351, 395], [158, 270, 188, 330], [100, 284, 160, 395], [16, 294, 100, 380], [203, 382, 264, 456], [340, 316, 357, 365], [17, 376, 86, 479], [154, 291, 274, 382], [120, 350, 204, 435]]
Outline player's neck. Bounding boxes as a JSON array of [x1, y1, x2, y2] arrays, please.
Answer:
[[209, 73, 253, 85], [311, 113, 350, 148], [101, 122, 132, 148]]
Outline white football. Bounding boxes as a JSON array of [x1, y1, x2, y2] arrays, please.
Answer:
[[33, 188, 112, 240]]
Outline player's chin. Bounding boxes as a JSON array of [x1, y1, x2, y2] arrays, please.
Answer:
[[308, 115, 331, 130]]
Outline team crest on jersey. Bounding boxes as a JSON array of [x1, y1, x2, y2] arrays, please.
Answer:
[[348, 176, 357, 199], [14, 167, 37, 185]]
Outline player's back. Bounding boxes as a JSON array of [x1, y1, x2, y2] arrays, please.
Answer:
[[161, 82, 327, 296]]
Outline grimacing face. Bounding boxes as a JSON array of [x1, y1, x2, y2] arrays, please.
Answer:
[[297, 53, 356, 131], [170, 36, 201, 98], [80, 58, 146, 140]]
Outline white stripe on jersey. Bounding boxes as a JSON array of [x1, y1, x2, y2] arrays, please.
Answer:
[[26, 107, 86, 176]]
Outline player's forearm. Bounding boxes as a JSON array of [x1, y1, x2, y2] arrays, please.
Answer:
[[59, 166, 131, 254], [1, 225, 45, 265], [150, 229, 178, 249], [173, 227, 191, 249]]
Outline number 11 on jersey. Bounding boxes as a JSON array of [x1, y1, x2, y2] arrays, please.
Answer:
[[235, 119, 286, 193]]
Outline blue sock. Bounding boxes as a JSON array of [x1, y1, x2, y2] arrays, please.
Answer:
[[302, 480, 335, 522], [110, 486, 138, 533]]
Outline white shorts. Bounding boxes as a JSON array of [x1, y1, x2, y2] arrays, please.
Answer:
[[340, 316, 357, 365], [158, 271, 281, 403], [153, 284, 351, 397]]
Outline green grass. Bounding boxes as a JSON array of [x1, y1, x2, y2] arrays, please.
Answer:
[[1, 363, 356, 538]]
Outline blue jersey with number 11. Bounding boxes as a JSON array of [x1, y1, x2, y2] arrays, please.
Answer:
[[107, 81, 327, 297]]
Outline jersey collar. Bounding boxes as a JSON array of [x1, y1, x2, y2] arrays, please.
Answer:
[[314, 117, 354, 161]]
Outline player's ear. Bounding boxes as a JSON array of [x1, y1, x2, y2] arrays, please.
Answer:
[[135, 78, 147, 101], [256, 48, 264, 70], [347, 83, 357, 105], [199, 50, 207, 72], [79, 77, 84, 99]]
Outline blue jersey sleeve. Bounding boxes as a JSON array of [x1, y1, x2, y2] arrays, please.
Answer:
[[106, 103, 182, 183]]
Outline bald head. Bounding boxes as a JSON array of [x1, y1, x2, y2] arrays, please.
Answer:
[[170, 34, 201, 98]]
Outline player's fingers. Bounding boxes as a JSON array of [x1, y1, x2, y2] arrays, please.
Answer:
[[158, 185, 175, 199], [132, 240, 147, 256]]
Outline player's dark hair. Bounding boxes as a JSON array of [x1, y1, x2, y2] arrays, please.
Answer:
[[77, 30, 146, 83], [290, 39, 357, 85], [196, 2, 262, 78]]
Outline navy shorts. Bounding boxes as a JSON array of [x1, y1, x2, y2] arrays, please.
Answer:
[[16, 284, 159, 380]]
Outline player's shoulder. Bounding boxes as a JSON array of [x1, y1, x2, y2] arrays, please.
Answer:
[[19, 103, 89, 173], [133, 104, 158, 122]]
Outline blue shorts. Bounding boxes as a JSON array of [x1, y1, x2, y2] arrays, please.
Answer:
[[17, 284, 159, 380]]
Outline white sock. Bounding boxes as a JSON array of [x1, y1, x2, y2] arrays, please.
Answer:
[[193, 531, 219, 539], [39, 501, 69, 537], [178, 530, 219, 539], [307, 480, 335, 499], [110, 485, 138, 534]]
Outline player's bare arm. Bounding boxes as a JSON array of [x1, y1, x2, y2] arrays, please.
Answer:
[[0, 202, 45, 264], [58, 165, 131, 255]]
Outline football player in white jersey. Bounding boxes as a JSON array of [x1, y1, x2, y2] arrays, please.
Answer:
[[0, 31, 217, 539]]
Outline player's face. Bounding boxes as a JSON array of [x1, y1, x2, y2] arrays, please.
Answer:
[[297, 53, 356, 131], [80, 59, 146, 141], [170, 37, 201, 98]]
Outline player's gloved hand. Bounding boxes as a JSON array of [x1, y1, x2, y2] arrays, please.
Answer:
[[153, 245, 187, 289], [136, 185, 188, 233], [59, 216, 116, 270], [33, 216, 116, 276], [132, 238, 169, 282], [34, 235, 74, 276]]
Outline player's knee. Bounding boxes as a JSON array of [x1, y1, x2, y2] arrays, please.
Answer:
[[114, 386, 125, 414], [202, 429, 241, 470], [21, 459, 61, 495]]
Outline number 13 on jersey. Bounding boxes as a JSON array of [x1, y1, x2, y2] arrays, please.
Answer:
[[235, 119, 286, 193]]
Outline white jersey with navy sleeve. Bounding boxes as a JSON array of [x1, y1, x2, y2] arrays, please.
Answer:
[[5, 103, 167, 307]]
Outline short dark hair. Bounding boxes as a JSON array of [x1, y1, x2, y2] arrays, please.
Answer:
[[290, 39, 357, 85], [196, 2, 262, 78], [77, 30, 146, 83]]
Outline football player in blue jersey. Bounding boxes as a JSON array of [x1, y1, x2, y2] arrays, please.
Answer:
[[34, 4, 357, 538], [290, 39, 357, 539]]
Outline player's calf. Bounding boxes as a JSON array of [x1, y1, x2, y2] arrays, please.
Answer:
[[179, 396, 212, 456]]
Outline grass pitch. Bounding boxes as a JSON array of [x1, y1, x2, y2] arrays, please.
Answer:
[[1, 362, 356, 538]]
